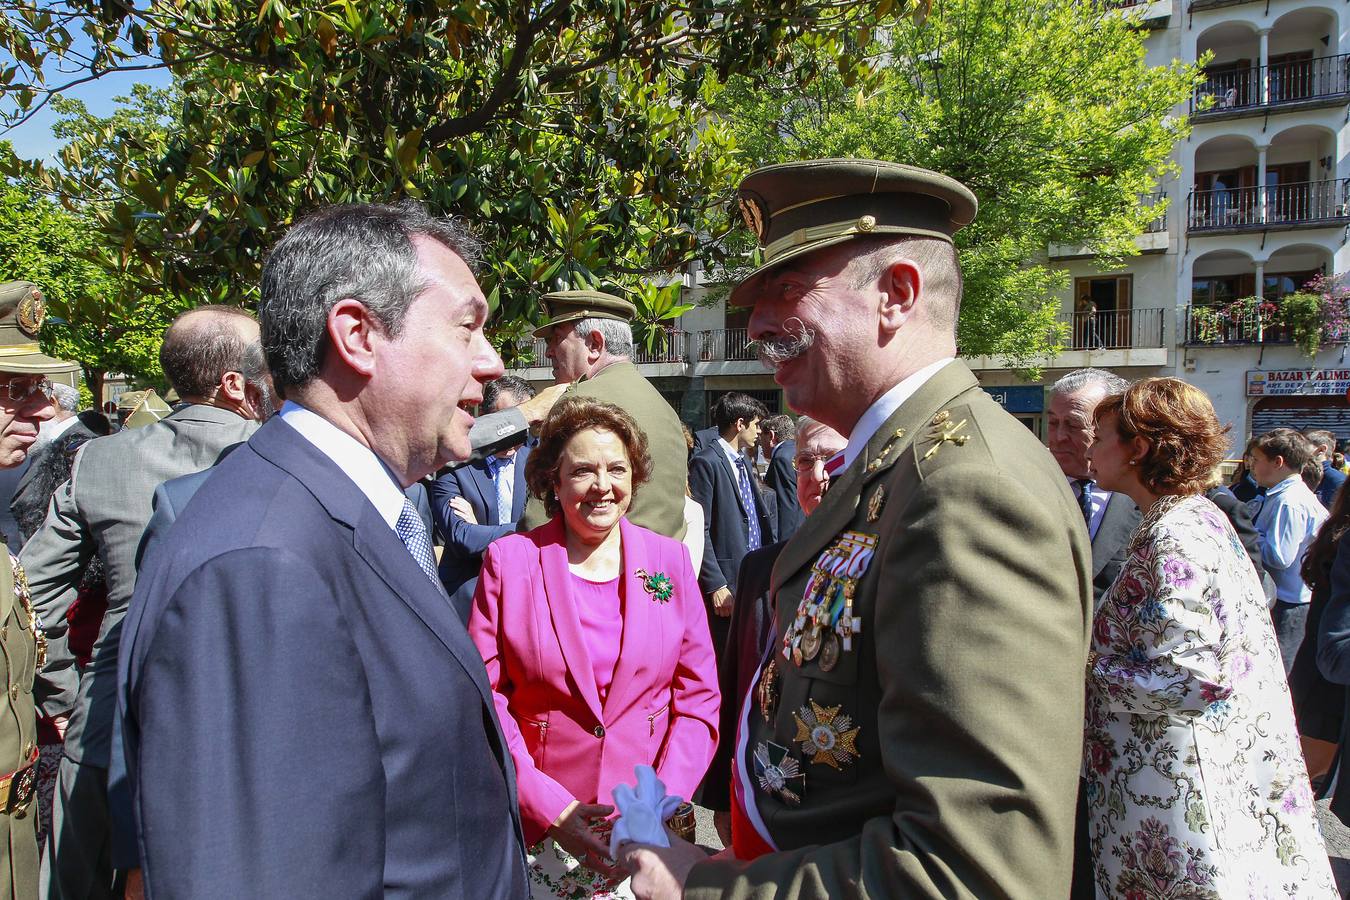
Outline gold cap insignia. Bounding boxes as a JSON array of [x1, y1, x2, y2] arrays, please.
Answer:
[[738, 192, 767, 241], [857, 214, 876, 232], [16, 288, 45, 338]]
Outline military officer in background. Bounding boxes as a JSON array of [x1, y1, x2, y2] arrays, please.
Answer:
[[520, 290, 688, 538], [618, 161, 1092, 898], [0, 282, 76, 899]]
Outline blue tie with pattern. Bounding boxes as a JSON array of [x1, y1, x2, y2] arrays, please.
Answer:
[[395, 498, 439, 584], [736, 455, 762, 552], [1076, 479, 1094, 527]]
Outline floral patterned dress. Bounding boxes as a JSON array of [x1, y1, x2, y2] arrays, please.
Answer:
[[1084, 494, 1336, 899]]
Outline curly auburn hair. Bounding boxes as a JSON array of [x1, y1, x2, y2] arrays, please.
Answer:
[[1093, 377, 1230, 496], [524, 396, 653, 517]]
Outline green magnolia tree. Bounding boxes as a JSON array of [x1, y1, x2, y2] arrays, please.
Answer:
[[716, 0, 1200, 369], [0, 176, 174, 400], [1, 0, 884, 363]]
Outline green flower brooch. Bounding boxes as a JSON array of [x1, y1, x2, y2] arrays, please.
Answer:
[[636, 569, 674, 604]]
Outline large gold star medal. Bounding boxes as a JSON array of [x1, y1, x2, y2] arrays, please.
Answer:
[[793, 700, 861, 770]]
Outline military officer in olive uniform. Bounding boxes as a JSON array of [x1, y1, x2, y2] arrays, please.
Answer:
[[520, 290, 688, 538], [0, 282, 76, 900], [618, 162, 1092, 899]]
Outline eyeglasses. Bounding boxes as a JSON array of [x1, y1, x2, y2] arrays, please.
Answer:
[[794, 451, 842, 472], [3, 377, 52, 404]]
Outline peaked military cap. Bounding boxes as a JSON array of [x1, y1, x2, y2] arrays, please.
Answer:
[[532, 290, 637, 338], [730, 159, 978, 305], [0, 282, 77, 374]]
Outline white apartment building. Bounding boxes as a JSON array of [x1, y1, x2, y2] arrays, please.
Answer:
[[514, 0, 1350, 448]]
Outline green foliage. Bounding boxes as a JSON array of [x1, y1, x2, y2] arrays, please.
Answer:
[[717, 0, 1200, 370], [1, 0, 883, 343]]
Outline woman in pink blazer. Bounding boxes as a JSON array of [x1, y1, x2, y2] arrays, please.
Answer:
[[469, 397, 719, 898]]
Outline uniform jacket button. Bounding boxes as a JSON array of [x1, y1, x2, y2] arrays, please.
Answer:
[[593, 725, 605, 738], [8, 685, 17, 702]]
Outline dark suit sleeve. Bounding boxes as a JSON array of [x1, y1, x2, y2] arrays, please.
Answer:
[[430, 472, 516, 561], [687, 454, 727, 596], [766, 451, 802, 538], [1207, 488, 1266, 578], [467, 408, 529, 462], [1318, 531, 1350, 684], [132, 548, 384, 898]]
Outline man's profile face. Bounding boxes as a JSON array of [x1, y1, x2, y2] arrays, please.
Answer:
[[544, 323, 591, 383], [1047, 388, 1103, 481], [736, 416, 761, 453], [0, 374, 54, 469], [373, 235, 503, 477]]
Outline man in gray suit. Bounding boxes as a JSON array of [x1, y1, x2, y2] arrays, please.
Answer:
[[23, 305, 273, 899]]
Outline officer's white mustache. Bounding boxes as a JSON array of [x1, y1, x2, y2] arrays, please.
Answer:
[[756, 318, 816, 366]]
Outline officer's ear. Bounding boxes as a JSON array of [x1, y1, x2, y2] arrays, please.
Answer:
[[584, 327, 606, 361], [878, 258, 921, 336]]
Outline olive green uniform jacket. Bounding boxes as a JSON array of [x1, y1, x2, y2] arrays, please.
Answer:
[[521, 360, 687, 539], [0, 547, 37, 900], [687, 361, 1092, 899]]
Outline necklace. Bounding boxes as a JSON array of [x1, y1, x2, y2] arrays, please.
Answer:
[[1127, 493, 1192, 554]]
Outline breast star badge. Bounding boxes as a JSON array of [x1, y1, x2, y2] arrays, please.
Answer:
[[793, 700, 861, 770]]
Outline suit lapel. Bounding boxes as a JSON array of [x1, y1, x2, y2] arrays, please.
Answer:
[[466, 462, 497, 524], [534, 520, 605, 723], [715, 449, 751, 518], [1092, 492, 1136, 578], [511, 445, 531, 520], [603, 517, 653, 719]]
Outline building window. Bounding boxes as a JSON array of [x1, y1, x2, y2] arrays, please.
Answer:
[[1071, 275, 1132, 349]]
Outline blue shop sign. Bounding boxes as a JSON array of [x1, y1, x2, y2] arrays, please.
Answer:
[[983, 385, 1044, 414]]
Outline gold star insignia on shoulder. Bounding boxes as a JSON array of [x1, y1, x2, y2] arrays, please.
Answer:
[[793, 700, 861, 770], [931, 410, 950, 426]]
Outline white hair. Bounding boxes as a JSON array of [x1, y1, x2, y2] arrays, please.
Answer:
[[1050, 368, 1130, 399], [576, 317, 633, 358], [50, 382, 79, 412]]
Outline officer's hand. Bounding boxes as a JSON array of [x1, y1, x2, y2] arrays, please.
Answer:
[[616, 835, 706, 900], [711, 587, 733, 617], [547, 800, 620, 878], [518, 383, 570, 426], [448, 496, 478, 525]]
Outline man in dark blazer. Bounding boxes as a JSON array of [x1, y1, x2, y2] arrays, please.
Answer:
[[758, 414, 803, 540], [122, 202, 528, 897], [688, 392, 774, 655], [431, 375, 534, 621]]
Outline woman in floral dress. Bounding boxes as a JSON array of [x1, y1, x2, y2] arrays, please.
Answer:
[[1084, 378, 1335, 898]]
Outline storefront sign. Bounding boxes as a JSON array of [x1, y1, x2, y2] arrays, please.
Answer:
[[1247, 369, 1350, 396], [982, 385, 1044, 413]]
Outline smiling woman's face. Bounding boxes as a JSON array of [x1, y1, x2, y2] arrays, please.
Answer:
[[555, 426, 632, 541]]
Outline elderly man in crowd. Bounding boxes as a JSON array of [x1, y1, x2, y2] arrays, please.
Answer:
[[619, 159, 1092, 899], [758, 414, 803, 539], [122, 202, 528, 897], [23, 305, 270, 900]]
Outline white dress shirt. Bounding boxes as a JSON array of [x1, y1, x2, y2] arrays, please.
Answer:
[[279, 401, 406, 532], [838, 357, 956, 472]]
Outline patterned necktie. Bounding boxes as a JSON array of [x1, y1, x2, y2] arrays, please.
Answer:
[[491, 455, 514, 525], [735, 456, 762, 552], [1075, 479, 1094, 526], [395, 498, 439, 584]]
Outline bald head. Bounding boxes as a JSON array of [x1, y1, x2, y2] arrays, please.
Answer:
[[159, 305, 265, 401]]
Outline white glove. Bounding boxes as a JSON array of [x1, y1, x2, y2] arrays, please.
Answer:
[[609, 765, 683, 857]]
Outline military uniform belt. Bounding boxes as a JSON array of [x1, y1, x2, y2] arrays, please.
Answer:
[[0, 747, 39, 816]]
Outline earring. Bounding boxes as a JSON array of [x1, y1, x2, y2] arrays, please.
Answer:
[[1128, 460, 1137, 466]]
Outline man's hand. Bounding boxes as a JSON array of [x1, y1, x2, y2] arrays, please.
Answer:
[[547, 800, 620, 879], [122, 868, 144, 900], [517, 383, 570, 427], [711, 587, 733, 618], [448, 496, 478, 525], [616, 835, 708, 900]]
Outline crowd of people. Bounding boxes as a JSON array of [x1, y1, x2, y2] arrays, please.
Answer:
[[0, 158, 1344, 899]]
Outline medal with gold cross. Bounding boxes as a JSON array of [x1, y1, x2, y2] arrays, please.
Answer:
[[793, 700, 861, 770]]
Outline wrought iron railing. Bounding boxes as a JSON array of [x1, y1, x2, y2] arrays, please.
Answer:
[[1064, 307, 1166, 351], [1142, 191, 1167, 233], [1187, 179, 1350, 231], [632, 330, 686, 364], [1183, 305, 1293, 345], [697, 328, 759, 362], [1191, 53, 1350, 115]]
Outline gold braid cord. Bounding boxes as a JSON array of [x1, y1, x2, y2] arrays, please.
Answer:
[[9, 557, 45, 669]]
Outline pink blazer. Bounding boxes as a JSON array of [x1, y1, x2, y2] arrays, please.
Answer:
[[469, 516, 720, 844]]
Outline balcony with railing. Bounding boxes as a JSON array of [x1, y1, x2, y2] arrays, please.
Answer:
[[696, 328, 759, 362], [1187, 180, 1350, 234], [1064, 307, 1167, 351], [1191, 53, 1350, 118]]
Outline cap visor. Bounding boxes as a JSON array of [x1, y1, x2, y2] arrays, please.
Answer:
[[0, 352, 80, 375]]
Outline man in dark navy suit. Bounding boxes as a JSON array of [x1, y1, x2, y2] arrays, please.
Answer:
[[688, 392, 774, 656], [122, 202, 528, 898], [758, 414, 802, 540], [431, 375, 534, 621]]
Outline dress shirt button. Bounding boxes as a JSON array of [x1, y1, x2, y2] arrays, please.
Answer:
[[593, 725, 605, 738]]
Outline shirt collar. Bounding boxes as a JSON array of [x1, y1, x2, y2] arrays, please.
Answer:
[[716, 436, 744, 468], [840, 357, 955, 471], [279, 400, 407, 530], [1266, 474, 1299, 497]]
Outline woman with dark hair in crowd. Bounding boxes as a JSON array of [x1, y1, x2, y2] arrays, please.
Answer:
[[469, 396, 718, 898], [1293, 484, 1350, 787], [1084, 377, 1334, 897]]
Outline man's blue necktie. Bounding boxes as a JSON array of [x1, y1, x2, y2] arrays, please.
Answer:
[[736, 456, 762, 551], [396, 498, 439, 584]]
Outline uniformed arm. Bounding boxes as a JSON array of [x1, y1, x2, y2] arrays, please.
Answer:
[[686, 467, 1088, 899], [467, 543, 575, 840], [1089, 525, 1228, 718], [20, 461, 92, 717], [131, 548, 384, 898], [429, 473, 515, 560], [652, 544, 719, 802], [686, 455, 727, 596], [467, 408, 529, 462], [1318, 530, 1350, 684]]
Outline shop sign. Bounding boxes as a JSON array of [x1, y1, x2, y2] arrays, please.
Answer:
[[1246, 369, 1350, 397], [983, 385, 1044, 413]]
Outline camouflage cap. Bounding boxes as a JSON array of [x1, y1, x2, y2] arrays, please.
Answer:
[[730, 159, 978, 306], [0, 282, 78, 374], [532, 290, 637, 339]]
